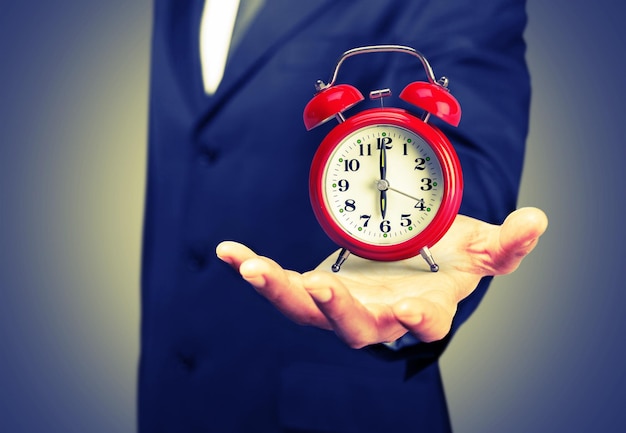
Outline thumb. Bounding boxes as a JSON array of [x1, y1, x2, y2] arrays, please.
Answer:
[[493, 207, 548, 275]]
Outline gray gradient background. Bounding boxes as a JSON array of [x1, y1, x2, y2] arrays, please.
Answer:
[[0, 1, 623, 432]]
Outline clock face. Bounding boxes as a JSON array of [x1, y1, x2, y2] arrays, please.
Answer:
[[309, 108, 463, 261], [322, 124, 444, 246]]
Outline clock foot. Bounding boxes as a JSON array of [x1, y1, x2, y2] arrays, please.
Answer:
[[331, 248, 351, 272], [419, 246, 439, 272]]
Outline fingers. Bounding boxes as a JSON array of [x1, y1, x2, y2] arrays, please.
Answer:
[[217, 242, 403, 344], [491, 207, 548, 275], [216, 241, 327, 327], [216, 241, 463, 347], [392, 294, 456, 343], [303, 272, 373, 348], [303, 272, 406, 348], [215, 240, 259, 269]]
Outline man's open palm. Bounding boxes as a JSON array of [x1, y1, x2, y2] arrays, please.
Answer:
[[216, 207, 548, 348]]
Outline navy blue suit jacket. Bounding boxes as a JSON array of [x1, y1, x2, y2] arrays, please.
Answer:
[[139, 1, 530, 432]]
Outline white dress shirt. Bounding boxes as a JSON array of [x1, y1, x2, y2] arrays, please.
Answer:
[[200, 0, 264, 95]]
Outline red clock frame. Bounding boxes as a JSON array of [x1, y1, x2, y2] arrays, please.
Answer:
[[309, 107, 463, 261]]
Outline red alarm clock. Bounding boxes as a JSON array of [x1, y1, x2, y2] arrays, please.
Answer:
[[304, 45, 463, 272]]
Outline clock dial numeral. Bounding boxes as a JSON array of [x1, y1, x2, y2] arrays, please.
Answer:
[[337, 179, 350, 191], [344, 159, 360, 172], [420, 178, 434, 191], [377, 136, 393, 150], [343, 199, 356, 212], [414, 158, 426, 170], [379, 220, 391, 233]]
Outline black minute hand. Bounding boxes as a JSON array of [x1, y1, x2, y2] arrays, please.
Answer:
[[379, 139, 387, 219]]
